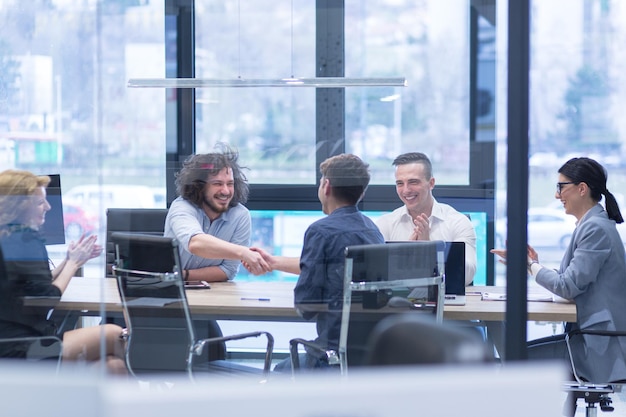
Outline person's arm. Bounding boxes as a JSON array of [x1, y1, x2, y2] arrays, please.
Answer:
[[52, 235, 98, 293], [184, 265, 228, 282], [270, 256, 300, 275], [51, 239, 102, 280], [167, 201, 270, 277], [463, 241, 478, 286], [294, 228, 327, 319], [51, 258, 67, 280], [535, 222, 610, 300]]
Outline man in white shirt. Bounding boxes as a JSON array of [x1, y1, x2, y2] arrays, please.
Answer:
[[376, 152, 477, 285]]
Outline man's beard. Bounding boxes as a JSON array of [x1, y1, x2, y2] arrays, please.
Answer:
[[203, 195, 231, 214]]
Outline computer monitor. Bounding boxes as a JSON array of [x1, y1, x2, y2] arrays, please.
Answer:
[[347, 241, 442, 283], [110, 232, 181, 275], [242, 209, 489, 285], [39, 174, 65, 245]]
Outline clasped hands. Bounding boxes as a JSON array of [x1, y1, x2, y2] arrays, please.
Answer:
[[240, 247, 272, 276]]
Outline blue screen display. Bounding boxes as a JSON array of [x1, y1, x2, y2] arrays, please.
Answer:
[[239, 210, 488, 285]]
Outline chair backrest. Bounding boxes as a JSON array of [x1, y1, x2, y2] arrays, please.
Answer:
[[339, 241, 446, 372], [110, 231, 195, 376], [365, 313, 491, 366], [105, 208, 169, 277], [0, 241, 63, 366]]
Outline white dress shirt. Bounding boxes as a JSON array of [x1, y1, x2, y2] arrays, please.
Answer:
[[375, 198, 477, 285]]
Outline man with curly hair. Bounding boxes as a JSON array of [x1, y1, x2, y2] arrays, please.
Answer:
[[164, 144, 270, 282]]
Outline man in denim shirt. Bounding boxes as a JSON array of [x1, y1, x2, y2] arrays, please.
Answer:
[[253, 154, 384, 371]]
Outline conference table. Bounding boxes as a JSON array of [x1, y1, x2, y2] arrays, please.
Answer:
[[59, 277, 577, 323]]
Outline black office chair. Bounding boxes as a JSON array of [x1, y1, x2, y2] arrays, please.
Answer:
[[110, 232, 274, 380], [365, 313, 492, 366], [0, 245, 63, 369], [289, 241, 447, 375], [105, 208, 169, 278], [563, 328, 626, 417], [105, 208, 227, 362]]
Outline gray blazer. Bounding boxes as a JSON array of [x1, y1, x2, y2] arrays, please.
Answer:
[[536, 204, 626, 382]]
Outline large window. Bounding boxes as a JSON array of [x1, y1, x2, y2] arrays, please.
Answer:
[[195, 0, 317, 184], [494, 0, 626, 286], [345, 0, 472, 186], [0, 0, 166, 274]]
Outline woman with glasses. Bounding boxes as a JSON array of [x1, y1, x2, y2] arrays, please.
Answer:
[[0, 169, 126, 373], [493, 157, 626, 384]]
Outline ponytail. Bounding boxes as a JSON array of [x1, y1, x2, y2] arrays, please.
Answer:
[[604, 190, 624, 224]]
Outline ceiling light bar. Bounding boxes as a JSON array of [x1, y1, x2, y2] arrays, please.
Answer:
[[127, 77, 407, 88]]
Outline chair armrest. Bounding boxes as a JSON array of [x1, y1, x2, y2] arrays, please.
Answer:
[[0, 336, 62, 346], [565, 329, 626, 384], [194, 331, 274, 375], [289, 338, 339, 371], [0, 336, 63, 364]]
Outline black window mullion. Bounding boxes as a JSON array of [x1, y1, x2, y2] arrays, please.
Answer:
[[315, 0, 346, 178], [165, 0, 194, 207]]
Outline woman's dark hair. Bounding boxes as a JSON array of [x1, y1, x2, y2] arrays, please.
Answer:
[[175, 144, 249, 208], [558, 157, 623, 223]]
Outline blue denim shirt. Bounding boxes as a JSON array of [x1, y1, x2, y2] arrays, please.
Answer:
[[294, 205, 384, 352]]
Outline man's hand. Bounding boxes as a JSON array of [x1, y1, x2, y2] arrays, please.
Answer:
[[409, 213, 430, 241]]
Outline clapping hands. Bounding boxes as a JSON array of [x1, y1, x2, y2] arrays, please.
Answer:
[[67, 234, 102, 267]]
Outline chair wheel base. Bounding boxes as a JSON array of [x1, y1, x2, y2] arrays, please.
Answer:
[[598, 395, 614, 412]]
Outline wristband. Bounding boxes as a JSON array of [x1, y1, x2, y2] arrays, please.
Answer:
[[527, 260, 539, 268], [184, 269, 190, 282]]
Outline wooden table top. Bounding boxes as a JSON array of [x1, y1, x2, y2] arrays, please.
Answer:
[[59, 278, 577, 323]]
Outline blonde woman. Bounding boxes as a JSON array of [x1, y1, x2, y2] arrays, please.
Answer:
[[0, 169, 126, 373]]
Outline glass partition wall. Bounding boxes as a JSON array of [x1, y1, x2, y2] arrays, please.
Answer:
[[0, 0, 167, 373], [0, 0, 494, 375], [5, 0, 626, 376]]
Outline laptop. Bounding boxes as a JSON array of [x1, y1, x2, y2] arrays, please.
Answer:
[[440, 241, 466, 305], [389, 241, 467, 306]]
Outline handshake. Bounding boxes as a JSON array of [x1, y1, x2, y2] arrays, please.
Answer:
[[241, 247, 300, 276]]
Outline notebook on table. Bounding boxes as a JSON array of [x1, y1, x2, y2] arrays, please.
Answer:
[[389, 241, 467, 306]]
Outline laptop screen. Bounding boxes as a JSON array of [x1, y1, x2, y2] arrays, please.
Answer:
[[443, 241, 465, 296], [386, 241, 465, 296]]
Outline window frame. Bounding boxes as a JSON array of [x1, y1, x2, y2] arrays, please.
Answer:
[[165, 0, 496, 283]]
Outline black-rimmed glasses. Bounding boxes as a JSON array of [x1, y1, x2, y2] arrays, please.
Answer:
[[556, 181, 576, 194]]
